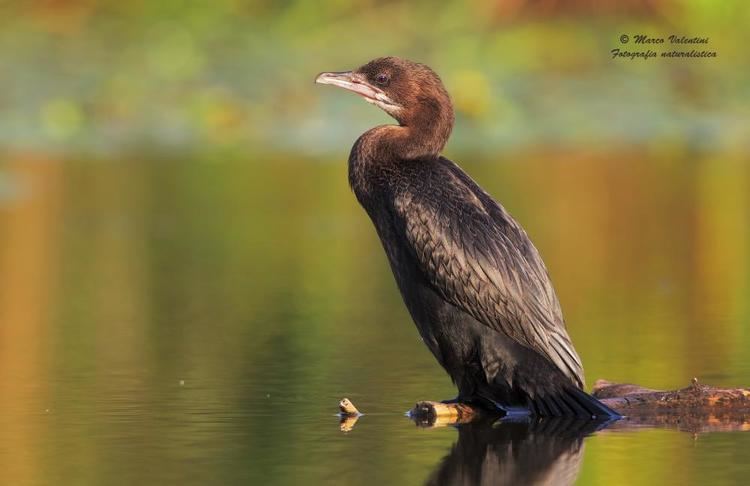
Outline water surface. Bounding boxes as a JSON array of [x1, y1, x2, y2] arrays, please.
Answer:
[[0, 152, 748, 485]]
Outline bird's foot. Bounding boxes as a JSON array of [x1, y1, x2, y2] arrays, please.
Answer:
[[496, 405, 532, 420]]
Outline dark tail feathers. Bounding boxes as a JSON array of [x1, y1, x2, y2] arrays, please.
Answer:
[[528, 387, 621, 420]]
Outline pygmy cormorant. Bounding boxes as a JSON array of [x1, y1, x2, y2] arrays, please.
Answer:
[[316, 57, 618, 418]]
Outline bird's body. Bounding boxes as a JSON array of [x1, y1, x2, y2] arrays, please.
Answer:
[[317, 57, 617, 418]]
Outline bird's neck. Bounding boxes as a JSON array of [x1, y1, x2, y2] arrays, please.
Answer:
[[348, 102, 454, 201], [359, 105, 454, 161]]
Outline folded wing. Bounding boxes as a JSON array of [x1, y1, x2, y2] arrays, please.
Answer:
[[393, 159, 585, 388]]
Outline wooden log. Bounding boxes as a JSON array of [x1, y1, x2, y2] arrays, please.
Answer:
[[409, 401, 480, 427], [593, 378, 750, 414], [408, 378, 750, 432], [594, 378, 750, 433]]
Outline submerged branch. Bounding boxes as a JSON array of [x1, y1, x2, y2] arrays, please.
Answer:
[[408, 378, 750, 432]]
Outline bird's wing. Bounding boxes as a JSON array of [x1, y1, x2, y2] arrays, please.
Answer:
[[392, 161, 584, 387]]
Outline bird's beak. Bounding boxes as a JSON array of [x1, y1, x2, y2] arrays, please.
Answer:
[[315, 71, 398, 110]]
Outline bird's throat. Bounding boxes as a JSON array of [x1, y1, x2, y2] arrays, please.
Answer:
[[367, 117, 452, 162]]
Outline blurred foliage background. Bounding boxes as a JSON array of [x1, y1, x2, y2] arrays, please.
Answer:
[[0, 1, 749, 485], [0, 0, 748, 156]]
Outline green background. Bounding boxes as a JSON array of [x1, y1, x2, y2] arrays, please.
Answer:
[[0, 1, 748, 484]]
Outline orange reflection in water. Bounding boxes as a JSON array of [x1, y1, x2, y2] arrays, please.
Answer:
[[0, 155, 62, 485]]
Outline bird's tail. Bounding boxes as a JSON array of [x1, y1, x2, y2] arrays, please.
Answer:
[[528, 386, 621, 420]]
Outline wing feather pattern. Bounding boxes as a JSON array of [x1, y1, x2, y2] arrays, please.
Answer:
[[393, 158, 585, 387]]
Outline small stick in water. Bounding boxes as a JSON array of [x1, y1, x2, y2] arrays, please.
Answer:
[[339, 398, 360, 416], [338, 398, 361, 432]]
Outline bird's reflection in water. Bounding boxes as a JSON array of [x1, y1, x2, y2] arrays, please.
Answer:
[[425, 418, 607, 486]]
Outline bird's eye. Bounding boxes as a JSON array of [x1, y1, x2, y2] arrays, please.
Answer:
[[375, 73, 389, 85]]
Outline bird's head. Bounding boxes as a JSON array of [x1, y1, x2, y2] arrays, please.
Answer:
[[315, 57, 454, 132]]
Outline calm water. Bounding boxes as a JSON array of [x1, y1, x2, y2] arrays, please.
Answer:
[[1, 152, 749, 485]]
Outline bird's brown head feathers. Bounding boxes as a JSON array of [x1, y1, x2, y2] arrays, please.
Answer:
[[316, 56, 454, 158]]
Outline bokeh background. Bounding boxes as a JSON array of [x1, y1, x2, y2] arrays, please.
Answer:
[[1, 1, 749, 485]]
